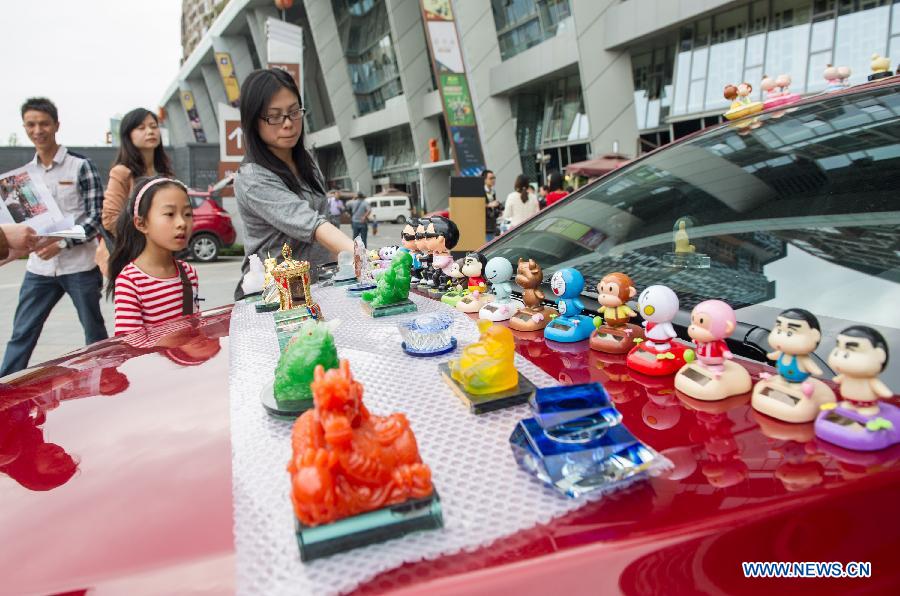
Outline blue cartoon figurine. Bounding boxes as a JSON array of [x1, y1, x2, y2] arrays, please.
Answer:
[[544, 268, 594, 343], [479, 257, 519, 322]]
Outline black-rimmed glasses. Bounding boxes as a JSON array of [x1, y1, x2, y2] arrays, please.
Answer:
[[260, 107, 306, 125]]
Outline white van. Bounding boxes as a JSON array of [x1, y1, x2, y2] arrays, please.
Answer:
[[365, 194, 412, 224]]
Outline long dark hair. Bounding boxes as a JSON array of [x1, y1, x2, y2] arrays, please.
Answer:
[[547, 170, 564, 192], [114, 108, 173, 178], [106, 176, 188, 298], [240, 69, 324, 196], [514, 174, 530, 203]]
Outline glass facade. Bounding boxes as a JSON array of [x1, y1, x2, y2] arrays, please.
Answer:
[[364, 125, 416, 176], [491, 0, 573, 60], [512, 73, 589, 181], [635, 0, 900, 132], [332, 0, 403, 115], [316, 146, 349, 191]]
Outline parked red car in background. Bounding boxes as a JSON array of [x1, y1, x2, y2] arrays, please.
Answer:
[[186, 176, 237, 262]]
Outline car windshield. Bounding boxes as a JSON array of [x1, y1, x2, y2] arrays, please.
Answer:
[[487, 82, 900, 385]]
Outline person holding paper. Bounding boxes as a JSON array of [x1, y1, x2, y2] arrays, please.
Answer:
[[1, 98, 108, 377]]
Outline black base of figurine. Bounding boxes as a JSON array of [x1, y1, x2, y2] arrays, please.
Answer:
[[332, 277, 357, 287], [868, 71, 894, 81], [260, 380, 311, 420], [295, 491, 443, 561], [438, 362, 537, 414]]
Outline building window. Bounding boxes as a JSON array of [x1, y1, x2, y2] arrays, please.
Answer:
[[332, 0, 403, 115], [665, 0, 896, 119], [541, 74, 588, 145], [364, 126, 416, 175], [316, 146, 350, 190], [491, 0, 572, 60]]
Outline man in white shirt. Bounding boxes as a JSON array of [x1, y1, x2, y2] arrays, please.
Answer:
[[1, 98, 108, 376]]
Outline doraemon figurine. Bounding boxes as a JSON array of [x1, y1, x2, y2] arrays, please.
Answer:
[[544, 268, 594, 343], [626, 285, 690, 376], [479, 257, 519, 322]]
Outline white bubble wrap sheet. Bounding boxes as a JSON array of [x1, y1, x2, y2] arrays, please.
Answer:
[[228, 287, 602, 595]]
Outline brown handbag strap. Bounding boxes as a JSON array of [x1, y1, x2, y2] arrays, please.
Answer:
[[176, 260, 193, 315]]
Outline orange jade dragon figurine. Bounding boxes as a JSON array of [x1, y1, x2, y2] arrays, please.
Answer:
[[288, 360, 434, 526]]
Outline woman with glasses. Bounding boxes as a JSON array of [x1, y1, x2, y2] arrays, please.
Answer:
[[233, 68, 354, 299]]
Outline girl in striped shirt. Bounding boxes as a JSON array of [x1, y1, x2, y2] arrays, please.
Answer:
[[106, 176, 199, 336]]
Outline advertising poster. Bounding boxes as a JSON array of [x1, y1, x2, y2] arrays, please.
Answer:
[[215, 52, 241, 107], [450, 126, 486, 177], [180, 90, 208, 143], [421, 0, 485, 176], [440, 74, 476, 126], [266, 18, 304, 97], [422, 0, 453, 20], [0, 165, 68, 233], [426, 21, 464, 73]]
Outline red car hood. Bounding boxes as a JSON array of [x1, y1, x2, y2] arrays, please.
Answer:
[[0, 308, 235, 595], [2, 302, 898, 595]]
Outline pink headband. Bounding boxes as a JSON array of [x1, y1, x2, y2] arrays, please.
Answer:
[[133, 177, 187, 217]]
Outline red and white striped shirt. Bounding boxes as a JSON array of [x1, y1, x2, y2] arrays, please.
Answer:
[[114, 261, 199, 336]]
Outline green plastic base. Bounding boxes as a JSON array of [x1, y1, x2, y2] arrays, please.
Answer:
[[295, 491, 443, 561], [273, 308, 316, 323], [255, 301, 280, 313], [361, 299, 418, 318], [438, 362, 536, 414], [260, 380, 312, 420]]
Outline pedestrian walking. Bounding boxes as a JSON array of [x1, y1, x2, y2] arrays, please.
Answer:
[[327, 193, 343, 227], [232, 68, 353, 300], [97, 107, 174, 277], [348, 192, 371, 246], [483, 169, 500, 241], [1, 98, 108, 377], [502, 174, 540, 228], [544, 170, 569, 207], [106, 176, 199, 336]]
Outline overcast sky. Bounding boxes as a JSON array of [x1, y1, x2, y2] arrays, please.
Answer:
[[0, 0, 182, 147]]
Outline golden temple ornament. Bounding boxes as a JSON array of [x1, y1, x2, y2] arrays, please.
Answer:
[[272, 244, 319, 315]]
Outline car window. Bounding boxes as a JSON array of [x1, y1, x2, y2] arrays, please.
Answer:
[[379, 200, 391, 208], [488, 83, 900, 385], [393, 199, 406, 207]]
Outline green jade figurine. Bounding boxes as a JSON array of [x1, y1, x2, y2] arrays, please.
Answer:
[[361, 250, 418, 317], [266, 320, 340, 419]]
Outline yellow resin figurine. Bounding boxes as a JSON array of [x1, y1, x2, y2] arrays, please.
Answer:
[[449, 320, 519, 395]]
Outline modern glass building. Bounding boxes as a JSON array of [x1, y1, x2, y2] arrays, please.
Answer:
[[160, 0, 900, 212]]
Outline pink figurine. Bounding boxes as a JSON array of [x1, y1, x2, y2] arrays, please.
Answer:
[[675, 300, 751, 401], [763, 74, 801, 109]]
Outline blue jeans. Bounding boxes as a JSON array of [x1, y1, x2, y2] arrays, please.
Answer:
[[351, 222, 368, 247], [1, 267, 108, 376]]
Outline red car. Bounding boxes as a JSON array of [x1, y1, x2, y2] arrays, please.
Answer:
[[186, 176, 237, 262], [2, 80, 899, 594]]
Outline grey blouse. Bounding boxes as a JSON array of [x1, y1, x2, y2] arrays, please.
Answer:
[[233, 161, 332, 300]]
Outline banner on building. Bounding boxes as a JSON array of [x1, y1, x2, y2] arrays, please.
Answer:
[[179, 88, 207, 143], [215, 52, 241, 107], [420, 1, 484, 176], [266, 18, 303, 95]]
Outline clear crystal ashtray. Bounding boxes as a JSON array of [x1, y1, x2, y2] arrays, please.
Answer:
[[400, 313, 456, 356]]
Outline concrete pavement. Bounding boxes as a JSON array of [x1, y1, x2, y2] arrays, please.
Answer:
[[0, 223, 403, 368]]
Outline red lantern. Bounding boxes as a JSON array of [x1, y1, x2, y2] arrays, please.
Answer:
[[274, 0, 293, 9]]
